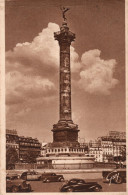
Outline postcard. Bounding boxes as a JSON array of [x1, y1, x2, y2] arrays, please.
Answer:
[[0, 0, 127, 194]]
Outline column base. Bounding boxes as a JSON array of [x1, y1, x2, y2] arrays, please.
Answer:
[[51, 120, 79, 143]]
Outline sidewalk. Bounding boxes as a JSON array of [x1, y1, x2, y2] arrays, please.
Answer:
[[7, 168, 115, 174]]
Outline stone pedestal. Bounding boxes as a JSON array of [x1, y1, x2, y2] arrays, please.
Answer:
[[52, 21, 79, 145]]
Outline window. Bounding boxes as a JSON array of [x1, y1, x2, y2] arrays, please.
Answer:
[[78, 180, 85, 184], [51, 173, 56, 176], [69, 180, 77, 185]]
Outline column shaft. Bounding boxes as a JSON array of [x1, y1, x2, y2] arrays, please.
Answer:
[[60, 43, 72, 121]]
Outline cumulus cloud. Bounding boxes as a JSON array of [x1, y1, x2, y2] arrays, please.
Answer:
[[70, 46, 81, 72], [78, 49, 119, 95], [6, 23, 119, 121], [6, 23, 60, 117], [6, 22, 81, 120], [6, 71, 56, 105], [6, 23, 80, 76], [6, 23, 82, 112], [6, 23, 60, 78]]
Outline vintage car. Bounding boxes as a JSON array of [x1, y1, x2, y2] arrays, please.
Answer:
[[60, 178, 102, 192], [6, 173, 20, 180], [20, 170, 42, 181], [41, 173, 64, 183], [6, 175, 32, 192], [102, 168, 126, 184]]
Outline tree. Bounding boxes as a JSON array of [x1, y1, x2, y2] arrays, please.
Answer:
[[6, 148, 19, 169], [23, 150, 39, 163]]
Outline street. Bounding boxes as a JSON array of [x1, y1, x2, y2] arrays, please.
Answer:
[[29, 179, 126, 192], [7, 170, 126, 192]]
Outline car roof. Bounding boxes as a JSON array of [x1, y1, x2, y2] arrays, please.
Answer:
[[42, 172, 55, 174], [23, 171, 37, 173], [69, 178, 85, 181], [7, 173, 18, 176]]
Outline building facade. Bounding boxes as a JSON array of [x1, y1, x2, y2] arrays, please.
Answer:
[[6, 129, 19, 156], [100, 137, 114, 162], [109, 131, 126, 139], [6, 129, 41, 162], [19, 136, 41, 161], [88, 131, 126, 162], [89, 140, 103, 162]]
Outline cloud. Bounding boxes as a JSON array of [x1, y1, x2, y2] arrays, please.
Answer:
[[70, 46, 81, 72], [6, 71, 56, 105], [6, 23, 60, 79], [6, 23, 82, 112], [6, 23, 119, 122], [78, 49, 119, 95], [6, 23, 80, 76], [6, 23, 61, 118], [6, 22, 81, 121]]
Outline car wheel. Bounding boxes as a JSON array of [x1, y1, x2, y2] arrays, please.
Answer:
[[59, 177, 64, 182], [93, 186, 101, 192], [46, 179, 50, 183], [67, 187, 73, 192], [43, 178, 46, 183], [12, 185, 19, 192], [114, 176, 123, 184]]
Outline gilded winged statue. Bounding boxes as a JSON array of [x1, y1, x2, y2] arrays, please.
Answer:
[[60, 7, 70, 21]]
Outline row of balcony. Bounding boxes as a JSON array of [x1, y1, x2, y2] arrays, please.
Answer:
[[19, 142, 41, 147]]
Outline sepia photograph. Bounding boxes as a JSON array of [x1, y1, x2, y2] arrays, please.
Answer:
[[1, 0, 127, 193]]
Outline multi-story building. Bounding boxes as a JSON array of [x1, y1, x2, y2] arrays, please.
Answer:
[[100, 136, 114, 162], [109, 131, 126, 139], [89, 140, 103, 162], [100, 133, 126, 162], [112, 138, 126, 157], [40, 143, 47, 157], [89, 147, 103, 162], [6, 129, 19, 156], [19, 136, 41, 161], [119, 132, 126, 139], [6, 129, 41, 162], [88, 131, 126, 163]]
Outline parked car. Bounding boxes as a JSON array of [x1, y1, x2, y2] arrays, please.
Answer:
[[60, 178, 102, 192], [6, 175, 32, 192], [41, 173, 64, 182], [6, 173, 20, 180], [102, 168, 126, 184], [20, 170, 42, 181]]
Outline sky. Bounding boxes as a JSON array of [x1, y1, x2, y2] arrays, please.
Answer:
[[5, 0, 125, 143]]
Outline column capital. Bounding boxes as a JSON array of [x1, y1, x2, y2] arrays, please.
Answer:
[[54, 22, 75, 45]]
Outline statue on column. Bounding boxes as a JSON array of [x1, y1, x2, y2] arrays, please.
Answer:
[[60, 7, 70, 21]]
